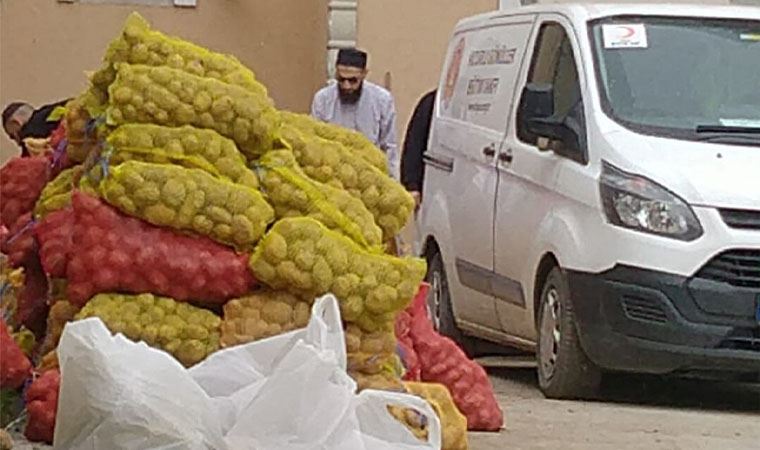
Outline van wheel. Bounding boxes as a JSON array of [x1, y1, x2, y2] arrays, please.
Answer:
[[537, 267, 601, 399], [425, 250, 475, 356]]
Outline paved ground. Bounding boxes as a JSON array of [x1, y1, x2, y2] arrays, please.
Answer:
[[470, 366, 760, 450]]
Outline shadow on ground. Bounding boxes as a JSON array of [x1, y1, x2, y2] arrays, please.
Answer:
[[488, 367, 760, 414]]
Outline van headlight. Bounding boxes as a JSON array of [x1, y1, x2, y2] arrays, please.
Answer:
[[600, 162, 703, 241]]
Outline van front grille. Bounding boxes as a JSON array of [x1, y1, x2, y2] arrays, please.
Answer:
[[718, 328, 760, 353], [696, 250, 760, 289], [720, 209, 760, 230]]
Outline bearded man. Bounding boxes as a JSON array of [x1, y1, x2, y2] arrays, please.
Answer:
[[311, 48, 399, 179]]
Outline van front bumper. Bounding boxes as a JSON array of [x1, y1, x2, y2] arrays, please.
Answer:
[[566, 264, 760, 376]]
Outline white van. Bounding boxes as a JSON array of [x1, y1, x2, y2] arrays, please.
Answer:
[[416, 2, 760, 399]]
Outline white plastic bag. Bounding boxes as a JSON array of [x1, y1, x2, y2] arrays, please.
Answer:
[[54, 319, 228, 450], [54, 295, 441, 450]]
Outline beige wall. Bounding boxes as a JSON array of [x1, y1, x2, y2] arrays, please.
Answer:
[[0, 0, 328, 164], [357, 0, 498, 139]]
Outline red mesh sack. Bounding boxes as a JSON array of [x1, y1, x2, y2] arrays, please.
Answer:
[[0, 213, 37, 268], [66, 191, 256, 307], [24, 369, 60, 444], [35, 207, 74, 278], [395, 283, 429, 382], [49, 121, 66, 150], [16, 258, 50, 337], [0, 318, 33, 390], [408, 290, 503, 431], [0, 156, 50, 228], [48, 122, 74, 175]]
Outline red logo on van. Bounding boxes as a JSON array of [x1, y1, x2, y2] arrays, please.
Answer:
[[443, 37, 465, 110]]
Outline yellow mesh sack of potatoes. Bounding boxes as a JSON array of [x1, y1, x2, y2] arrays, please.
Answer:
[[107, 64, 280, 160], [100, 161, 274, 250], [91, 12, 268, 104], [280, 111, 387, 174], [280, 124, 413, 240], [220, 290, 311, 347], [388, 405, 429, 442], [76, 292, 222, 367], [38, 300, 80, 356], [257, 149, 382, 248], [404, 382, 469, 450], [38, 351, 59, 372], [107, 124, 259, 189], [349, 370, 406, 393], [345, 323, 400, 375], [34, 166, 81, 219], [249, 217, 426, 326], [64, 94, 102, 163]]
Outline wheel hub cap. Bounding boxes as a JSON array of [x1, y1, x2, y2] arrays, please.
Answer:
[[539, 287, 561, 380], [427, 271, 442, 330]]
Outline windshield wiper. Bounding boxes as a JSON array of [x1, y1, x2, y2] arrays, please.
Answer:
[[696, 125, 760, 134]]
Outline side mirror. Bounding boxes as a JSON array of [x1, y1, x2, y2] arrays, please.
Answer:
[[518, 83, 584, 159], [517, 83, 556, 147], [519, 83, 554, 122]]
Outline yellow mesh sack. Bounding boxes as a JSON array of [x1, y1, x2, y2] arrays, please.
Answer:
[[220, 290, 312, 347], [249, 217, 426, 326], [38, 351, 59, 372], [280, 111, 387, 173], [39, 300, 80, 356], [404, 382, 469, 450], [345, 323, 400, 375], [76, 293, 222, 367], [388, 405, 429, 442], [91, 12, 268, 103], [107, 64, 280, 160], [280, 125, 413, 240], [100, 161, 274, 250], [64, 94, 102, 163], [107, 124, 259, 189], [257, 150, 382, 248], [349, 370, 406, 393], [0, 261, 23, 326], [34, 166, 81, 219]]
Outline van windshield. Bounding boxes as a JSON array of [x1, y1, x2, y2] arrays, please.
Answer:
[[590, 17, 760, 143]]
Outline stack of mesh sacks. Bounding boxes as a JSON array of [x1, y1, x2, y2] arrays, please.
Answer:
[[34, 13, 284, 371], [0, 12, 471, 447]]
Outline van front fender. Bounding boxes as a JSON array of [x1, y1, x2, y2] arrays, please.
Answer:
[[529, 206, 612, 283]]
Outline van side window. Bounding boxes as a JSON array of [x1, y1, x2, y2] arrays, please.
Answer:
[[518, 23, 586, 156]]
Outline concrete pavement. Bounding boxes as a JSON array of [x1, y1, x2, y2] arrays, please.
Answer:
[[470, 367, 760, 450]]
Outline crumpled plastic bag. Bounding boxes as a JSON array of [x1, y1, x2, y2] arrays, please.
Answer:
[[54, 295, 442, 450]]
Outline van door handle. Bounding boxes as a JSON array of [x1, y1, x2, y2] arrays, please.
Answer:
[[498, 151, 514, 164], [482, 145, 496, 157]]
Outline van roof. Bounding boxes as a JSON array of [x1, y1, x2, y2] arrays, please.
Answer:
[[456, 3, 760, 30]]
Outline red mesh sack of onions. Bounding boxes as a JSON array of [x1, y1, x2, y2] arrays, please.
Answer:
[[0, 213, 38, 268], [0, 155, 50, 228], [35, 207, 74, 278], [16, 258, 50, 336], [408, 291, 504, 431], [66, 191, 256, 307]]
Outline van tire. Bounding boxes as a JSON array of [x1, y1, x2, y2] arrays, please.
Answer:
[[425, 251, 475, 356], [537, 267, 602, 399]]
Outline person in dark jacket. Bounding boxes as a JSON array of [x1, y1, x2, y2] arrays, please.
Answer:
[[401, 89, 436, 208], [3, 99, 69, 157]]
